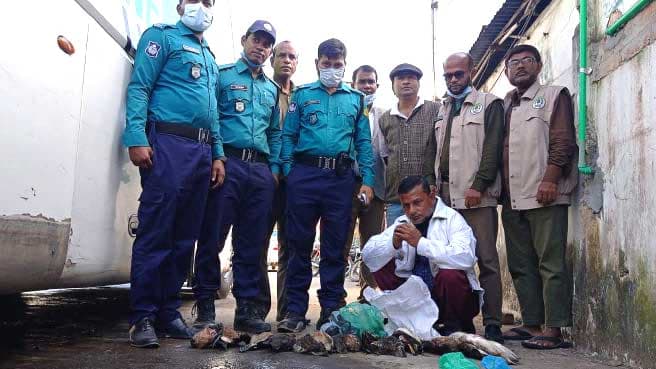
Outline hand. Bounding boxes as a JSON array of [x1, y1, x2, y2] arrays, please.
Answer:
[[128, 146, 153, 169], [394, 223, 422, 247], [429, 184, 438, 197], [464, 188, 482, 208], [359, 185, 374, 204], [536, 181, 558, 205], [210, 159, 225, 189], [392, 228, 403, 249]]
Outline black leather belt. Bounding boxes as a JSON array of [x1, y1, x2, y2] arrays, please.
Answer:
[[295, 154, 350, 170], [224, 145, 268, 164], [154, 122, 212, 144]]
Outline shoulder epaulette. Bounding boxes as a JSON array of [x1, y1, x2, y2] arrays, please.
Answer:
[[152, 23, 174, 30], [218, 63, 236, 71]]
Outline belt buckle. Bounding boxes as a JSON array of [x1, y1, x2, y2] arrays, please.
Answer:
[[322, 157, 333, 169], [242, 149, 253, 162], [198, 129, 209, 144]]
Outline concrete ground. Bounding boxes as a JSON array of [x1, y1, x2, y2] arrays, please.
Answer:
[[0, 274, 633, 369]]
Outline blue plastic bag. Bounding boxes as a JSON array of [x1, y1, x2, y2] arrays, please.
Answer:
[[481, 355, 511, 369]]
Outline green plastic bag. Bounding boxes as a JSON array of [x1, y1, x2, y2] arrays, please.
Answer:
[[439, 352, 479, 369], [338, 302, 387, 339]]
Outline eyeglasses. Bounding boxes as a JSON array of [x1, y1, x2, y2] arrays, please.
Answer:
[[507, 56, 537, 69], [443, 71, 465, 80]]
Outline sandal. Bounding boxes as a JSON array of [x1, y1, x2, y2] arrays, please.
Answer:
[[521, 335, 572, 350], [502, 327, 535, 341]]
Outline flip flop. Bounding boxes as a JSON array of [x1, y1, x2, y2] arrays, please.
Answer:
[[502, 327, 534, 341], [521, 336, 573, 350]]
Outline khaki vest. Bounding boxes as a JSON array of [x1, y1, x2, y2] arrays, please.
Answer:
[[434, 89, 502, 209], [503, 81, 578, 210]]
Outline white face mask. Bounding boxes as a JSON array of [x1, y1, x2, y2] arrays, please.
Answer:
[[364, 93, 376, 106], [319, 67, 345, 88], [181, 3, 213, 32]]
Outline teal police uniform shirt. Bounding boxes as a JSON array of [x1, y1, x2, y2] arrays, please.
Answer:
[[123, 21, 223, 159], [217, 59, 281, 173], [281, 81, 375, 186]]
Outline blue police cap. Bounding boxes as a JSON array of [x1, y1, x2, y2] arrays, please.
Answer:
[[247, 20, 276, 44], [389, 63, 423, 81]]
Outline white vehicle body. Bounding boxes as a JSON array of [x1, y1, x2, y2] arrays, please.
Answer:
[[0, 0, 194, 294]]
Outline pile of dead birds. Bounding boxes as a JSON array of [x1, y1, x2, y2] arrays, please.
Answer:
[[190, 325, 520, 365]]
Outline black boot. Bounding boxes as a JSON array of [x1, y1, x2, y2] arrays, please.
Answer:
[[129, 317, 159, 348], [316, 307, 337, 330], [234, 300, 271, 334], [157, 317, 192, 339], [192, 298, 216, 329]]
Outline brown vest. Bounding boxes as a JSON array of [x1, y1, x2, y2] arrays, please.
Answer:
[[434, 88, 502, 209], [503, 81, 578, 210]]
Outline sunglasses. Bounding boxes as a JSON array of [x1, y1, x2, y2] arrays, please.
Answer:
[[443, 71, 466, 80]]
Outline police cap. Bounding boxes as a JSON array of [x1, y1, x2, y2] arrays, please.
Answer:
[[247, 20, 276, 44], [389, 63, 423, 81]]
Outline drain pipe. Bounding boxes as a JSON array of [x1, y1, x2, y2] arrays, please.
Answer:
[[578, 0, 594, 174]]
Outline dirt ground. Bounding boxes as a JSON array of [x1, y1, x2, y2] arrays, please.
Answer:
[[0, 274, 634, 369]]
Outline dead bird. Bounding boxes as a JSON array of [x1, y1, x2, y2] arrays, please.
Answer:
[[342, 334, 361, 352], [220, 326, 250, 346], [361, 331, 406, 357], [392, 328, 423, 355], [239, 332, 273, 352], [423, 332, 520, 365], [190, 324, 224, 349], [270, 333, 296, 352], [293, 332, 332, 356]]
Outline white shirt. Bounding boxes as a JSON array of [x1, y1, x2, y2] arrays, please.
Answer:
[[362, 197, 482, 293]]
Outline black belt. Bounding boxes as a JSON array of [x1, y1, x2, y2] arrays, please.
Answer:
[[224, 145, 268, 164], [295, 154, 350, 170], [154, 122, 212, 144]]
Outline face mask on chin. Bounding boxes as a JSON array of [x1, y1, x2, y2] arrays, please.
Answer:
[[319, 67, 345, 88], [364, 93, 376, 106], [181, 3, 213, 32]]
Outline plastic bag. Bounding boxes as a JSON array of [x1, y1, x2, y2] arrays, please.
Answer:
[[439, 352, 479, 369], [364, 275, 440, 340], [481, 355, 511, 369], [338, 302, 387, 339]]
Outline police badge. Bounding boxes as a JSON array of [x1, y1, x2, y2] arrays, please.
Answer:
[[235, 100, 245, 112], [309, 113, 318, 124], [470, 103, 483, 115], [191, 64, 201, 79], [145, 41, 161, 58], [532, 96, 546, 109], [288, 102, 297, 113]]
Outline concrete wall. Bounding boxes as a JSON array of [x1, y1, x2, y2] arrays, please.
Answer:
[[480, 0, 656, 367]]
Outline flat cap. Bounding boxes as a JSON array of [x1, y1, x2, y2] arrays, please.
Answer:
[[389, 63, 423, 81], [247, 20, 276, 43]]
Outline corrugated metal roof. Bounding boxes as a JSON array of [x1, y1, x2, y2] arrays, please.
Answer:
[[468, 0, 553, 88]]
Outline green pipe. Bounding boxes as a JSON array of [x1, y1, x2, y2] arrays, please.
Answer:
[[606, 0, 654, 36], [578, 0, 594, 174]]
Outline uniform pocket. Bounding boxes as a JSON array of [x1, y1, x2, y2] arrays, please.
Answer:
[[301, 105, 325, 127]]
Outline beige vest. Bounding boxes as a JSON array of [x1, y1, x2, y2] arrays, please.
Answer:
[[503, 81, 578, 210], [434, 88, 502, 209]]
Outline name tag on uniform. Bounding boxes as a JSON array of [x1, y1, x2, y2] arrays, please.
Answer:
[[230, 84, 248, 91], [303, 99, 321, 107], [182, 45, 200, 54]]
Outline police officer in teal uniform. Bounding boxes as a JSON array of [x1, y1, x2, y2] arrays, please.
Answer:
[[123, 0, 224, 348], [277, 38, 375, 333], [192, 20, 281, 334]]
